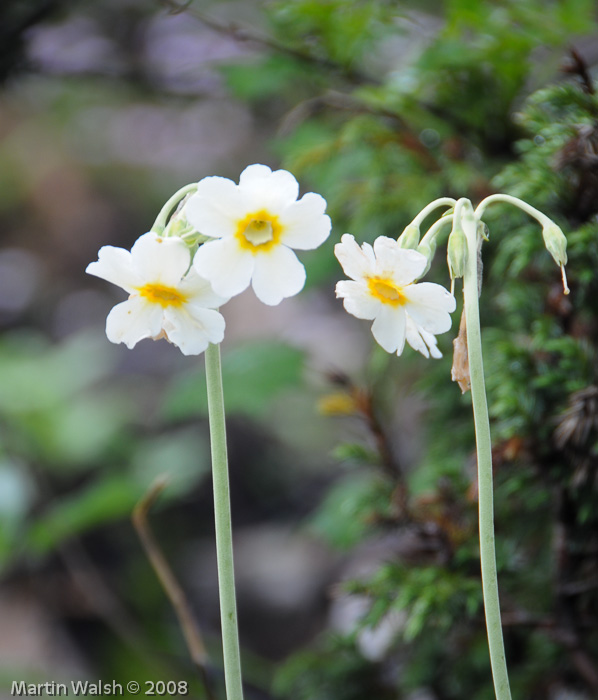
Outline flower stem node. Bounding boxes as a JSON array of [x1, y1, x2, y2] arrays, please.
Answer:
[[182, 164, 332, 306], [335, 234, 456, 359], [163, 214, 195, 241], [396, 223, 420, 250]]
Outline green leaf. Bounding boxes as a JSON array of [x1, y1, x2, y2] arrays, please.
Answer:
[[131, 428, 209, 496], [309, 474, 390, 549], [0, 331, 116, 414], [25, 475, 141, 554]]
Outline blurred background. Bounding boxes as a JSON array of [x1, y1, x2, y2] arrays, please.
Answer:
[[1, 1, 597, 698]]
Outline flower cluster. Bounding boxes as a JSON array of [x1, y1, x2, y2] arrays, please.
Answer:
[[89, 164, 458, 360], [87, 165, 332, 355]]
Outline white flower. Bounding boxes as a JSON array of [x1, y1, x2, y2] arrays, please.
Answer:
[[335, 234, 456, 358], [86, 232, 228, 355], [183, 164, 332, 306]]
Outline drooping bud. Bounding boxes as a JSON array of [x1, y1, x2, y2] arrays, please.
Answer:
[[397, 223, 420, 250], [542, 222, 569, 294], [542, 222, 568, 267], [447, 217, 468, 282], [417, 237, 437, 277]]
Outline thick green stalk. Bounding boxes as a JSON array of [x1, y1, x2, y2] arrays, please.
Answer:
[[461, 201, 512, 700], [204, 343, 244, 700]]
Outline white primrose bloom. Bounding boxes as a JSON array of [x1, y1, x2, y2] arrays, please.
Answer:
[[183, 164, 332, 306], [335, 234, 456, 358], [86, 232, 228, 356]]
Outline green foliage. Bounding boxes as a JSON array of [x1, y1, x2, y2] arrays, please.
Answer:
[[0, 330, 213, 567], [231, 1, 598, 697], [347, 562, 483, 642], [25, 475, 139, 555], [3, 0, 598, 697], [267, 0, 397, 68], [164, 340, 305, 419], [0, 332, 129, 470], [274, 635, 395, 700], [309, 474, 393, 549], [222, 55, 327, 102]]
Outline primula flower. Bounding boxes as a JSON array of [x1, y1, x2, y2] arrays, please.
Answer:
[[86, 232, 227, 355], [183, 164, 331, 306], [335, 234, 456, 358]]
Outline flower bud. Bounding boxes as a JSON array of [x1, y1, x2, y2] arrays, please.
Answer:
[[542, 222, 568, 267], [164, 215, 194, 239], [417, 237, 437, 277], [542, 222, 569, 294], [447, 219, 468, 281], [397, 223, 420, 250]]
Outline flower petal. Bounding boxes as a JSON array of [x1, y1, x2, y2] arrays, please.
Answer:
[[405, 315, 442, 358], [163, 306, 225, 355], [405, 317, 429, 357], [279, 193, 331, 250], [86, 245, 141, 293], [404, 282, 456, 333], [179, 266, 229, 308], [251, 245, 306, 306], [184, 176, 246, 239], [193, 237, 254, 298], [371, 305, 406, 354], [422, 328, 442, 359], [238, 164, 300, 212], [105, 297, 163, 349], [335, 234, 376, 281], [130, 232, 190, 286], [373, 237, 427, 285], [336, 280, 380, 320], [405, 282, 456, 312]]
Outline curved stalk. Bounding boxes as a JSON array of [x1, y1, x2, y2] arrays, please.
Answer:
[[475, 193, 551, 227], [475, 194, 569, 294], [461, 201, 512, 700], [151, 183, 198, 235], [205, 343, 244, 700], [418, 212, 454, 249], [410, 196, 457, 228]]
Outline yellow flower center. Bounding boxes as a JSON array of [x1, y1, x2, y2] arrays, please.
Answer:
[[367, 277, 407, 306], [137, 283, 187, 308], [235, 210, 282, 253]]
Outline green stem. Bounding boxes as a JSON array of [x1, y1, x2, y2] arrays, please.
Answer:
[[151, 183, 198, 235], [461, 201, 512, 700], [475, 193, 551, 227], [418, 212, 454, 248], [204, 343, 244, 700], [411, 196, 457, 228]]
